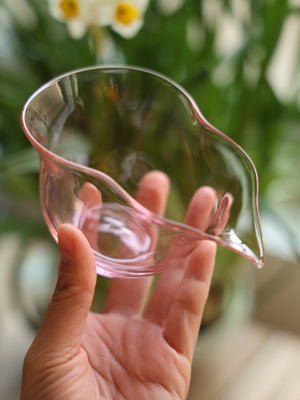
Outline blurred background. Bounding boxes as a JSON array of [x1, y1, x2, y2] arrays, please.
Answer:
[[0, 0, 299, 399]]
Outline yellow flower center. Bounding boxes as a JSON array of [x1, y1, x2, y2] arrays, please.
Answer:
[[115, 2, 140, 25], [59, 0, 80, 19]]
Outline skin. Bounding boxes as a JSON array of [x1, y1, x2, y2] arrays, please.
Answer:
[[21, 171, 217, 400]]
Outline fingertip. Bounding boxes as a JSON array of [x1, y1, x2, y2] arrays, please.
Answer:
[[192, 186, 217, 206], [137, 170, 170, 215], [78, 182, 102, 207], [200, 185, 217, 197], [57, 224, 75, 264], [141, 169, 168, 180], [147, 170, 170, 187], [57, 224, 96, 287], [139, 170, 170, 195], [185, 186, 217, 229], [187, 240, 217, 284]]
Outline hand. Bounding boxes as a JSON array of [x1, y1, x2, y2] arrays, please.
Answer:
[[21, 171, 217, 400]]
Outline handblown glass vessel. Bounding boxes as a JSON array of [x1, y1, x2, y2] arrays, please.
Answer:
[[21, 66, 264, 277]]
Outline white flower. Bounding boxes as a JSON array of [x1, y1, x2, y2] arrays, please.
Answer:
[[157, 0, 183, 15], [48, 0, 149, 39], [3, 0, 37, 29], [48, 0, 98, 38], [97, 0, 150, 38]]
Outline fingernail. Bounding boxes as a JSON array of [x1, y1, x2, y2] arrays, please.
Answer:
[[57, 225, 74, 264]]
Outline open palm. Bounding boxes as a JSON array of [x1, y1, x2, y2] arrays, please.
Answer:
[[21, 172, 217, 400]]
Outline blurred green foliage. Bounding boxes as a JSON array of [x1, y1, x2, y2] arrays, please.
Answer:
[[0, 0, 299, 260]]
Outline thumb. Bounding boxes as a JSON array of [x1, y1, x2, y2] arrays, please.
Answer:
[[31, 224, 97, 355]]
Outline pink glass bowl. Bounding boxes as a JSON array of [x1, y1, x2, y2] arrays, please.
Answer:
[[21, 66, 264, 277]]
